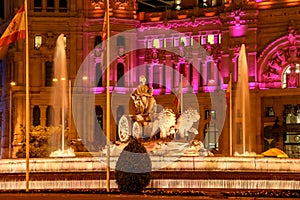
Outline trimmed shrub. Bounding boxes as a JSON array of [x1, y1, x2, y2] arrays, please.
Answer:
[[115, 137, 152, 193]]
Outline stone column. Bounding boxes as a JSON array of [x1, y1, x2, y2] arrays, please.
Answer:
[[40, 105, 47, 127], [0, 95, 9, 158], [42, 0, 46, 12]]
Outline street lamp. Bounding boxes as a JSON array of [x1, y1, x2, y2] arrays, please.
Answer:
[[175, 0, 181, 10], [9, 81, 16, 158]]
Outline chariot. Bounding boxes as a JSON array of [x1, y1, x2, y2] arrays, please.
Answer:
[[118, 75, 200, 142]]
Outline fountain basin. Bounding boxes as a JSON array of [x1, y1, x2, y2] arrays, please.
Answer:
[[1, 156, 300, 173], [0, 156, 300, 190]]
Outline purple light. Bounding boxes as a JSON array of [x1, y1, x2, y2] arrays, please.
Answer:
[[229, 25, 247, 37]]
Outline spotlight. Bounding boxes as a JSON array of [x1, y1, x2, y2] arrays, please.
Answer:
[[175, 0, 181, 10]]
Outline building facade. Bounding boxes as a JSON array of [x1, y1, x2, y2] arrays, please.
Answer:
[[1, 0, 300, 158]]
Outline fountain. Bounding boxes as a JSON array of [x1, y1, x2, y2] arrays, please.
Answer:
[[50, 33, 74, 157], [233, 44, 253, 154]]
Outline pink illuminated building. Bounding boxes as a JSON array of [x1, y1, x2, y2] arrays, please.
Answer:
[[1, 0, 300, 158]]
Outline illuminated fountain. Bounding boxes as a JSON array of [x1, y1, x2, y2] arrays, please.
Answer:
[[49, 34, 74, 157], [233, 44, 254, 155], [0, 42, 299, 192]]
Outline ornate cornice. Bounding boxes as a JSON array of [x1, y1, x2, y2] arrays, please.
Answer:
[[138, 17, 222, 32]]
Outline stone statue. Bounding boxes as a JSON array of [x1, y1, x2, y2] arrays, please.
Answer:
[[131, 75, 156, 115]]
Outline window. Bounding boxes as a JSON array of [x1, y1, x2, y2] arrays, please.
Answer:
[[59, 0, 67, 12], [147, 40, 152, 48], [116, 106, 124, 141], [96, 63, 102, 87], [200, 34, 221, 45], [45, 61, 54, 86], [207, 34, 214, 44], [201, 35, 206, 45], [47, 0, 55, 12], [95, 105, 104, 149], [95, 106, 103, 128], [205, 109, 216, 119], [204, 123, 218, 150], [153, 65, 160, 89], [207, 61, 212, 81], [180, 37, 186, 46], [173, 37, 179, 47], [152, 39, 160, 48], [94, 36, 102, 47], [34, 35, 42, 49], [0, 1, 4, 18], [199, 62, 203, 87], [117, 63, 125, 87], [282, 63, 300, 88], [117, 36, 125, 47], [149, 38, 165, 48], [34, 0, 42, 12], [33, 106, 41, 126], [189, 63, 193, 85], [46, 106, 54, 126], [173, 36, 191, 47], [179, 63, 186, 76], [284, 132, 300, 158]]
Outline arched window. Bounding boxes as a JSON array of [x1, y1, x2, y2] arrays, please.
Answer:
[[33, 106, 40, 126], [282, 63, 300, 88], [45, 61, 54, 86], [46, 106, 54, 126], [117, 63, 125, 87]]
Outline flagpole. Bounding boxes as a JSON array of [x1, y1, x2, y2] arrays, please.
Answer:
[[105, 0, 111, 192], [229, 73, 232, 156], [24, 0, 30, 192], [180, 74, 183, 115]]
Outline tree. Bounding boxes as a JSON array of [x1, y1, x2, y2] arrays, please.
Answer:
[[16, 125, 69, 158], [115, 137, 152, 193]]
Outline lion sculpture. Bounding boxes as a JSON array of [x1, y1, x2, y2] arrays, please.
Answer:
[[151, 107, 200, 140], [175, 107, 200, 138], [151, 108, 176, 139]]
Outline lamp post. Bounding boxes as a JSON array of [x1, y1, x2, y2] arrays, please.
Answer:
[[9, 81, 16, 159]]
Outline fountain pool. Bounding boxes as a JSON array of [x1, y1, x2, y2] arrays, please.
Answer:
[[0, 156, 300, 190]]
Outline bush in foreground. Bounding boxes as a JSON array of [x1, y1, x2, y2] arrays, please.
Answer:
[[115, 137, 152, 193]]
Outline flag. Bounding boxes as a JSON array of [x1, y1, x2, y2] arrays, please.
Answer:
[[101, 9, 108, 69], [0, 4, 25, 59], [226, 73, 232, 105]]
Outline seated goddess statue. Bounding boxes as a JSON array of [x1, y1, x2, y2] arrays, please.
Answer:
[[131, 75, 156, 115]]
